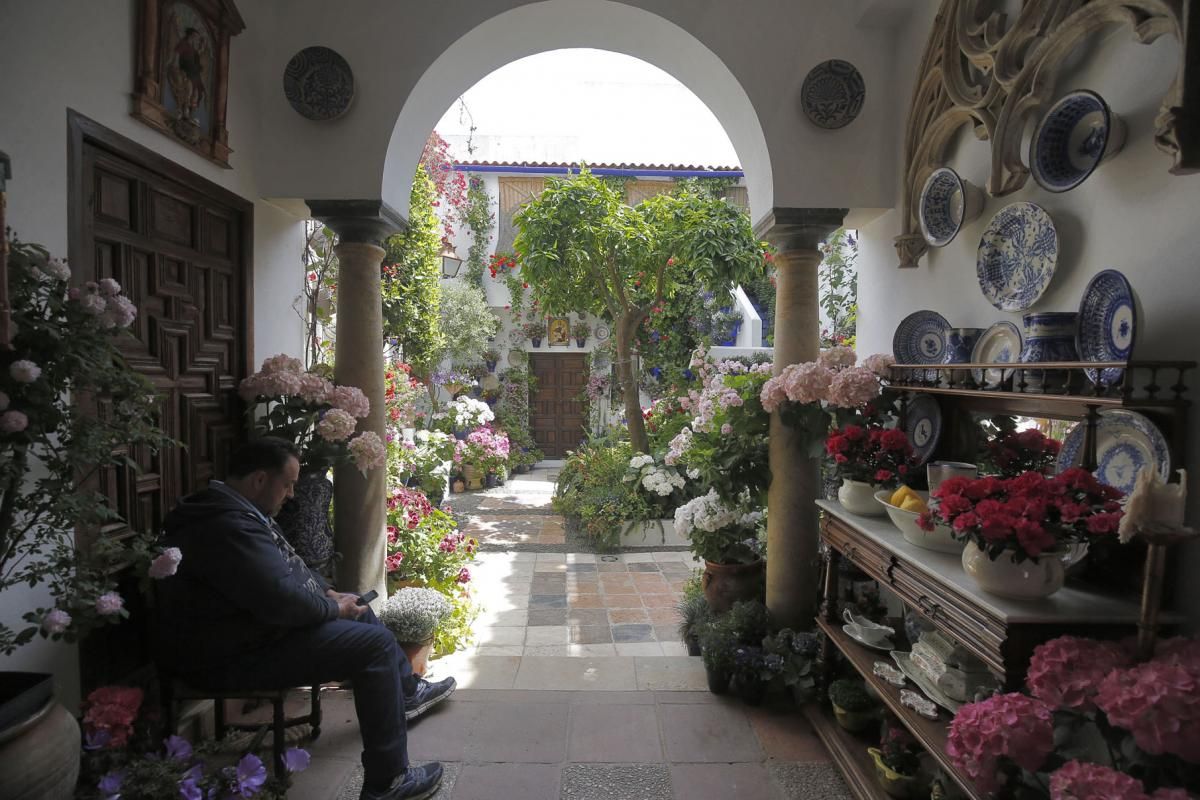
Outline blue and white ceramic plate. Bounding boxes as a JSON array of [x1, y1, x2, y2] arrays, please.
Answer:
[[1076, 269, 1136, 386], [919, 167, 982, 248], [800, 60, 866, 130], [905, 395, 942, 467], [976, 203, 1059, 312], [892, 310, 950, 371], [1031, 90, 1124, 193], [1057, 409, 1169, 497], [970, 321, 1022, 387]]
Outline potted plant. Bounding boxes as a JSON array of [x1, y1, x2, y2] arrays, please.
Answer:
[[729, 645, 782, 705], [675, 591, 709, 657], [571, 319, 590, 347], [825, 423, 914, 516], [482, 347, 501, 373], [445, 395, 495, 439], [919, 469, 1123, 599], [762, 628, 820, 704], [674, 489, 764, 612], [0, 239, 181, 799], [697, 600, 772, 696], [828, 678, 877, 732], [379, 587, 452, 676], [980, 426, 1061, 478], [521, 318, 547, 348], [869, 726, 923, 798]]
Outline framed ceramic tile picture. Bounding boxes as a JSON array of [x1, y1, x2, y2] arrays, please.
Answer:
[[547, 316, 570, 347]]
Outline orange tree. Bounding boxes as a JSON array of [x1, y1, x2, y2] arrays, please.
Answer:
[[514, 171, 766, 452]]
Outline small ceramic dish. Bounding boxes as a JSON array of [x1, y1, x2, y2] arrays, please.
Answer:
[[1031, 90, 1125, 193], [900, 688, 940, 720], [919, 167, 985, 247], [873, 661, 907, 687]]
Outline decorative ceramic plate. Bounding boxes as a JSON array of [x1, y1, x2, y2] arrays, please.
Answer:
[[800, 60, 866, 130], [283, 46, 355, 121], [1031, 90, 1124, 193], [970, 321, 1023, 387], [892, 310, 950, 370], [976, 203, 1059, 312], [1057, 409, 1170, 496], [905, 394, 942, 467], [1076, 269, 1136, 386], [919, 168, 980, 247], [507, 349, 528, 367], [892, 651, 962, 713], [843, 624, 895, 652], [594, 325, 610, 342]]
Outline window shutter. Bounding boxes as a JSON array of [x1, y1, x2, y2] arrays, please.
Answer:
[[497, 177, 545, 252]]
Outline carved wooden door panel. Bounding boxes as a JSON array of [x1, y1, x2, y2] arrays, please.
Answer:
[[71, 115, 251, 688], [529, 353, 587, 457]]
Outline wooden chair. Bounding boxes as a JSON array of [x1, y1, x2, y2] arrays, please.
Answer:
[[160, 673, 322, 776]]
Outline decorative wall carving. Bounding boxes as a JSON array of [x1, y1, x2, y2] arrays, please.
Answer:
[[896, 0, 1197, 268]]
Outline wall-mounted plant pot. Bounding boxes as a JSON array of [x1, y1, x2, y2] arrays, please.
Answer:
[[531, 338, 542, 348]]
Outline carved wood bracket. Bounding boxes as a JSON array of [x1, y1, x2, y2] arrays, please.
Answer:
[[896, 0, 1196, 268]]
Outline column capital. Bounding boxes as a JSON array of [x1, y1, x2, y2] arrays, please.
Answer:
[[753, 207, 848, 253], [306, 199, 406, 245]]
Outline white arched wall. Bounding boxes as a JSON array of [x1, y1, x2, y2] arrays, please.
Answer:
[[381, 1, 773, 221]]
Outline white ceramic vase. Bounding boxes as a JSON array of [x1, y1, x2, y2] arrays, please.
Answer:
[[960, 541, 1065, 599], [838, 479, 885, 516]]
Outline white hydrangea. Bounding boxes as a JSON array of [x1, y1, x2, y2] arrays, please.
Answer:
[[629, 454, 654, 469], [641, 467, 685, 496], [450, 396, 494, 429]]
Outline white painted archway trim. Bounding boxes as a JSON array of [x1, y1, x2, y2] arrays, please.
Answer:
[[382, 0, 773, 222]]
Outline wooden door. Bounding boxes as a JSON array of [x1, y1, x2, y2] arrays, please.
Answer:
[[529, 353, 588, 457], [69, 112, 252, 688]]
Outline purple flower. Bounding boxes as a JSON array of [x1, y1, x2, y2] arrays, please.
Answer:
[[165, 734, 192, 761], [98, 769, 124, 799], [178, 777, 202, 800], [235, 753, 267, 796], [283, 747, 311, 773], [84, 727, 112, 751]]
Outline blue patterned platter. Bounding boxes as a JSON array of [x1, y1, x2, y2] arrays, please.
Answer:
[[905, 395, 942, 467], [976, 203, 1059, 312], [283, 47, 355, 121], [970, 321, 1022, 387], [1076, 269, 1136, 386], [800, 60, 866, 130], [919, 167, 983, 248], [892, 310, 950, 373], [1057, 409, 1169, 497], [1031, 90, 1125, 193]]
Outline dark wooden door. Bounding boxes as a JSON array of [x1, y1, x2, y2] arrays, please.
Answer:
[[69, 112, 251, 688], [529, 353, 588, 457]]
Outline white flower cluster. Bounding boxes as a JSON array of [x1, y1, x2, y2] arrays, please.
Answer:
[[625, 453, 684, 497], [379, 587, 452, 643], [674, 489, 741, 537], [450, 396, 494, 429]]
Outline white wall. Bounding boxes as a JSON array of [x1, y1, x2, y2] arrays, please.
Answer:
[[0, 1, 305, 694], [855, 10, 1200, 626]]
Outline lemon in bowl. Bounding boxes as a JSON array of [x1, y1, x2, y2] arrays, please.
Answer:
[[874, 488, 964, 554]]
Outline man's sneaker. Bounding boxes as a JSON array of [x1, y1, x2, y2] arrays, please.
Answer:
[[404, 676, 457, 721], [360, 762, 444, 800]]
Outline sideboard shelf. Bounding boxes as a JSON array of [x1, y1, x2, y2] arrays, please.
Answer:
[[800, 700, 892, 800]]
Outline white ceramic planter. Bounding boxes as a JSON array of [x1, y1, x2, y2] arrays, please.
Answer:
[[838, 479, 886, 516], [619, 518, 688, 547], [960, 541, 1065, 599]]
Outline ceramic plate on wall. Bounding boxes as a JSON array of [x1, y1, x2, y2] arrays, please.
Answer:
[[1076, 269, 1136, 386], [919, 167, 983, 247], [594, 325, 610, 342], [800, 59, 866, 130], [1031, 90, 1125, 193], [283, 46, 355, 121], [905, 394, 942, 466], [507, 349, 528, 367], [976, 202, 1059, 312], [892, 310, 950, 381], [970, 321, 1023, 387], [1057, 409, 1169, 497]]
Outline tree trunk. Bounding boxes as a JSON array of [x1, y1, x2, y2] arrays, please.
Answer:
[[614, 314, 649, 453]]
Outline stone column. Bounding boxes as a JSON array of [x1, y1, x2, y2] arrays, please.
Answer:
[[308, 200, 404, 599], [754, 208, 847, 630]]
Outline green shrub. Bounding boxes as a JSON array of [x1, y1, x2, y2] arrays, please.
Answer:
[[553, 439, 651, 549], [697, 600, 772, 674], [828, 678, 874, 712]]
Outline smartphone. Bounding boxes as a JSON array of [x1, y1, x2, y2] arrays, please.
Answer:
[[356, 590, 379, 606]]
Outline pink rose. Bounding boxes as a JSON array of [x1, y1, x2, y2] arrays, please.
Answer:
[[0, 410, 29, 433], [42, 608, 72, 634], [95, 592, 125, 616], [9, 359, 41, 383], [148, 547, 183, 579]]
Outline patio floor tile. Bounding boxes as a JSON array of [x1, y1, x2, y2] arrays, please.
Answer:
[[659, 702, 763, 762], [568, 703, 664, 762]]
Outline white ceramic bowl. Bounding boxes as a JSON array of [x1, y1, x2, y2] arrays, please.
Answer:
[[874, 489, 965, 554]]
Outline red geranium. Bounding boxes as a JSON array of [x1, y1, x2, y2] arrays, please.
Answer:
[[824, 423, 913, 488], [919, 468, 1123, 561]]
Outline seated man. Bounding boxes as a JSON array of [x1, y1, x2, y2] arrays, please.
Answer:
[[155, 437, 454, 800]]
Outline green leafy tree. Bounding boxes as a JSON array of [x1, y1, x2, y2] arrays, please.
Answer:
[[382, 166, 444, 377], [437, 282, 499, 365], [514, 170, 767, 452], [818, 228, 858, 348]]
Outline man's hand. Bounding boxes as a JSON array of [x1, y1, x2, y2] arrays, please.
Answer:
[[327, 589, 367, 620]]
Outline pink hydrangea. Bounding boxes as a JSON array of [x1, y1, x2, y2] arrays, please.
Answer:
[[148, 547, 183, 579], [297, 373, 332, 405], [101, 294, 137, 328], [782, 362, 833, 404], [80, 293, 106, 315], [260, 354, 303, 374], [861, 353, 895, 378], [95, 592, 125, 616], [44, 258, 71, 281], [1150, 789, 1193, 800], [946, 693, 1054, 791], [1095, 660, 1200, 761], [1026, 635, 1131, 711], [348, 431, 387, 471], [0, 410, 29, 433], [817, 346, 857, 371], [42, 608, 72, 634], [330, 385, 370, 418], [826, 366, 882, 408], [1049, 760, 1147, 800], [98, 278, 122, 296], [9, 359, 41, 383], [1152, 636, 1200, 676], [317, 408, 358, 441]]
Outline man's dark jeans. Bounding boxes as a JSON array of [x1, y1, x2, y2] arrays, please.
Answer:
[[188, 605, 416, 788]]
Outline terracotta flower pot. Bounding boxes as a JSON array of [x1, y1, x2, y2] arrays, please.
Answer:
[[400, 638, 435, 677], [702, 559, 765, 614]]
